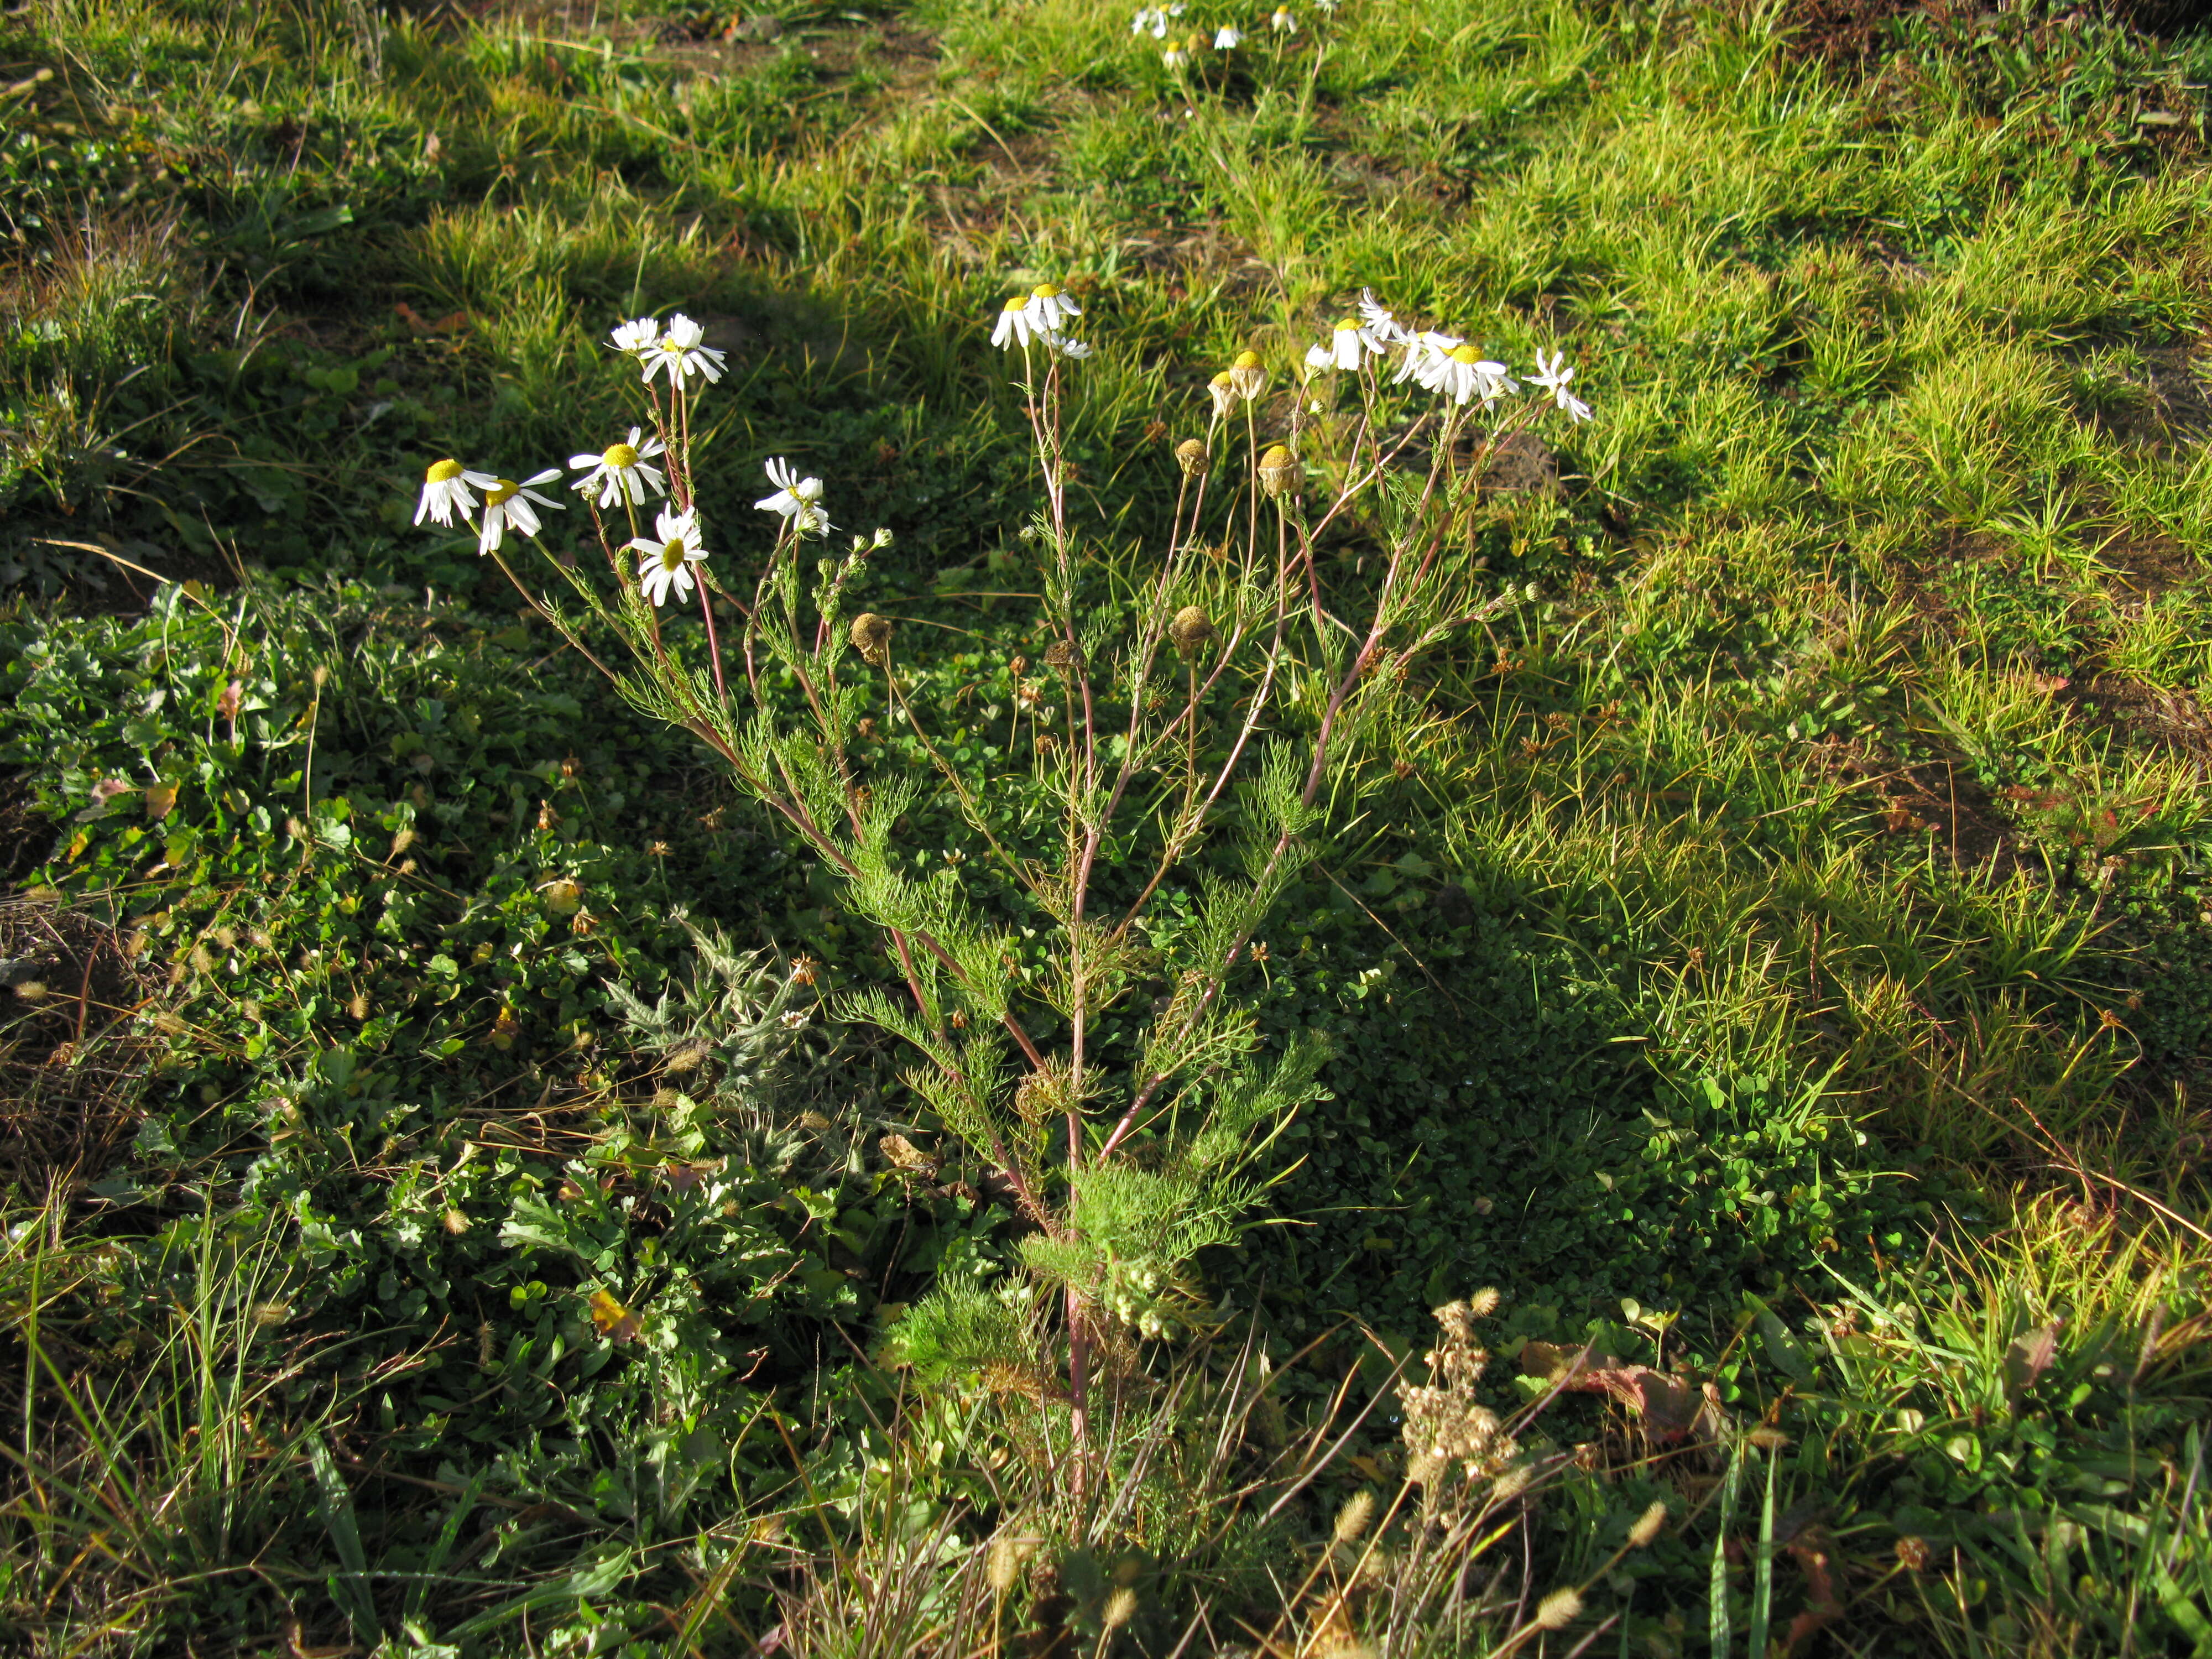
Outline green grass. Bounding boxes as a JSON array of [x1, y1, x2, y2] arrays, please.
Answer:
[[4, 0, 2212, 1651]]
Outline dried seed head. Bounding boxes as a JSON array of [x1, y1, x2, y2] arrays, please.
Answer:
[[1174, 437, 1209, 477], [13, 980, 48, 1003], [1747, 1426, 1790, 1452], [849, 612, 894, 665], [443, 1207, 472, 1235], [1228, 350, 1266, 399], [986, 1535, 1031, 1594], [1895, 1534, 1931, 1572], [1406, 1451, 1446, 1486], [1627, 1499, 1668, 1548], [347, 993, 371, 1021], [1206, 371, 1237, 418], [1168, 605, 1216, 659], [1532, 1587, 1582, 1631], [1333, 1489, 1377, 1543], [1489, 1462, 1533, 1503], [1102, 1587, 1138, 1630], [1466, 1286, 1501, 1319], [1258, 444, 1297, 497], [1043, 638, 1083, 672]]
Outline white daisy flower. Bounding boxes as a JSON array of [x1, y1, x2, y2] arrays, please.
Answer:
[[1214, 24, 1243, 46], [1303, 342, 1334, 376], [991, 293, 1045, 351], [755, 457, 827, 531], [1395, 329, 1462, 387], [628, 507, 709, 607], [1026, 284, 1081, 332], [568, 427, 669, 508], [477, 469, 566, 554], [609, 317, 660, 355], [1040, 331, 1094, 360], [1530, 349, 1592, 421], [1270, 6, 1296, 30], [1357, 288, 1407, 351], [1327, 317, 1366, 370], [643, 312, 728, 387], [1430, 345, 1516, 406], [415, 458, 497, 528], [1163, 43, 1190, 67]]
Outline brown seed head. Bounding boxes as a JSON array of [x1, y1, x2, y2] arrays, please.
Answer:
[[1174, 437, 1209, 478], [849, 612, 894, 665], [1627, 1500, 1667, 1548], [1043, 638, 1083, 672], [986, 1535, 1033, 1594], [1168, 605, 1216, 659], [1102, 1588, 1138, 1631], [1532, 1587, 1582, 1631], [1895, 1534, 1931, 1572], [1333, 1489, 1377, 1544]]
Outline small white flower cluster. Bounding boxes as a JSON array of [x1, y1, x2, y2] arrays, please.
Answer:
[[1299, 289, 1593, 420], [415, 461, 567, 556], [410, 310, 886, 610], [989, 283, 1093, 360], [1139, 4, 1260, 69], [608, 311, 728, 388]]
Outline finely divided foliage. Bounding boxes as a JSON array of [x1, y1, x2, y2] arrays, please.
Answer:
[[6, 0, 2212, 1652], [413, 286, 1594, 1450]]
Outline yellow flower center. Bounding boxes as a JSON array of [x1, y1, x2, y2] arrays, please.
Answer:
[[659, 538, 688, 573], [1335, 319, 1360, 334], [1261, 444, 1292, 466], [1031, 283, 1060, 299], [603, 442, 640, 468], [426, 458, 465, 483], [1003, 295, 1027, 312], [485, 479, 519, 507], [1450, 344, 1481, 364], [1233, 350, 1261, 370], [1210, 371, 1234, 388]]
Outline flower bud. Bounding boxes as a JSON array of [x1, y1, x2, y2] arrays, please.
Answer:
[[1167, 605, 1215, 659], [1174, 437, 1209, 477], [1258, 444, 1297, 497], [849, 612, 893, 665]]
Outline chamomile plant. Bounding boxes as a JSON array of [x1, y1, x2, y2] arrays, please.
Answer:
[[404, 287, 1598, 1470]]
